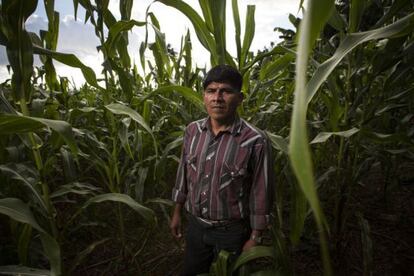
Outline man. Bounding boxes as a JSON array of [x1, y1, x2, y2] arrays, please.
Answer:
[[170, 65, 274, 275]]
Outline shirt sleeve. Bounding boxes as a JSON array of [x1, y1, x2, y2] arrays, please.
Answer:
[[171, 127, 189, 204], [249, 135, 275, 230]]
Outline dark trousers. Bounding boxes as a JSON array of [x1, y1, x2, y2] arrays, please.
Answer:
[[181, 215, 250, 276]]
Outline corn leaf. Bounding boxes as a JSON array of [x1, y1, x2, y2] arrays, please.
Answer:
[[199, 0, 214, 33], [0, 198, 61, 275], [266, 131, 288, 154], [349, 0, 365, 33], [289, 0, 334, 274], [105, 103, 152, 137], [310, 128, 360, 144], [0, 198, 44, 232], [232, 0, 241, 64], [209, 0, 226, 65], [156, 0, 217, 60], [232, 246, 275, 272], [2, 0, 36, 101], [150, 85, 204, 110], [0, 164, 47, 213], [32, 45, 101, 89], [104, 19, 145, 58], [259, 53, 294, 81], [240, 5, 255, 68], [0, 114, 78, 154], [306, 12, 414, 105], [81, 193, 156, 223]]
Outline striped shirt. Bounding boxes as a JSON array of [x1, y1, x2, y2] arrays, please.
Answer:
[[172, 117, 274, 230]]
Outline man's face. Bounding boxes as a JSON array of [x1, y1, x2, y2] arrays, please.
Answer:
[[203, 82, 243, 124]]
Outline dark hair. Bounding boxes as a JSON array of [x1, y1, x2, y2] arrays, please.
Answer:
[[202, 65, 243, 92]]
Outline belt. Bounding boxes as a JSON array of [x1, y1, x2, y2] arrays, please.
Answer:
[[194, 216, 242, 228]]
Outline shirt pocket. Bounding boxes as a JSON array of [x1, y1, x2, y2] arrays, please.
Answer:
[[219, 147, 251, 193]]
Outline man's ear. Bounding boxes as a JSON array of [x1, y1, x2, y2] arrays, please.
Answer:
[[239, 92, 244, 103]]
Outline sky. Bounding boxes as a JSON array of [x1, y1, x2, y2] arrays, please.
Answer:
[[0, 0, 301, 86]]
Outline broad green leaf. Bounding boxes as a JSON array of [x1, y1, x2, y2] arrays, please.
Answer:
[[105, 103, 155, 142], [327, 6, 346, 31], [42, 8, 60, 91], [232, 246, 275, 272], [60, 148, 78, 182], [39, 233, 61, 276], [0, 164, 47, 213], [289, 0, 334, 274], [266, 131, 288, 153], [146, 198, 174, 206], [306, 12, 414, 104], [50, 182, 100, 199], [349, 0, 365, 33], [156, 0, 217, 61], [211, 250, 230, 276], [259, 53, 294, 81], [0, 114, 78, 154], [240, 5, 255, 68], [290, 0, 333, 224], [148, 13, 171, 80], [108, 59, 134, 100], [289, 181, 308, 245], [120, 0, 133, 20], [232, 0, 241, 64], [242, 46, 292, 75], [310, 128, 360, 144], [0, 198, 61, 275], [209, 0, 227, 65], [150, 85, 204, 110], [81, 193, 155, 222], [2, 0, 35, 102], [32, 45, 101, 89], [118, 117, 134, 159], [199, 0, 214, 33], [104, 20, 145, 58], [0, 198, 43, 232], [17, 224, 32, 265]]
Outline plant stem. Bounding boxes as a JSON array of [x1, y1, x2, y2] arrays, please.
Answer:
[[20, 98, 58, 239]]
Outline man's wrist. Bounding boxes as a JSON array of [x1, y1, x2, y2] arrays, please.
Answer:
[[249, 231, 263, 244]]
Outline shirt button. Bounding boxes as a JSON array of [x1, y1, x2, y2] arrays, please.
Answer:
[[207, 156, 211, 160], [205, 174, 209, 178], [202, 191, 206, 196], [202, 207, 208, 213]]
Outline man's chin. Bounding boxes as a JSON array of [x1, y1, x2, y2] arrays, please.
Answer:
[[209, 114, 234, 123]]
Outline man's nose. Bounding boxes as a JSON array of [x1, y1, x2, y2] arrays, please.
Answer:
[[212, 91, 224, 101]]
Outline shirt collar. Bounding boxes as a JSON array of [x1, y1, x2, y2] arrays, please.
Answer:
[[201, 116, 242, 136]]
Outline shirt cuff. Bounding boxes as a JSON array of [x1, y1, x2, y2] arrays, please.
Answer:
[[250, 214, 270, 230], [172, 188, 187, 204]]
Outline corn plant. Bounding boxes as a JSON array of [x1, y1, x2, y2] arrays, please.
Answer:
[[0, 0, 157, 274]]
